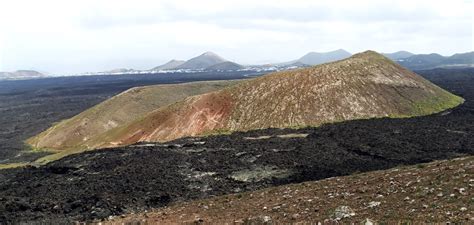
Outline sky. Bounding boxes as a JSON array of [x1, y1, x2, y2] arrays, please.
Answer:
[[0, 0, 472, 74]]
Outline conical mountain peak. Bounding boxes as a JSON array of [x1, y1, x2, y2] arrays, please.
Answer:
[[351, 50, 386, 59], [202, 51, 219, 56], [176, 52, 227, 70], [28, 51, 464, 151]]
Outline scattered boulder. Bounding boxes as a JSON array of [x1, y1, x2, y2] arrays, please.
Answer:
[[362, 218, 377, 225], [244, 215, 272, 224], [367, 201, 381, 208], [332, 206, 355, 220]]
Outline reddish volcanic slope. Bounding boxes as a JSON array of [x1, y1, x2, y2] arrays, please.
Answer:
[[88, 51, 462, 149]]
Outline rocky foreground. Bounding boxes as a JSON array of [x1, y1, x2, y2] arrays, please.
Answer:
[[111, 156, 473, 223]]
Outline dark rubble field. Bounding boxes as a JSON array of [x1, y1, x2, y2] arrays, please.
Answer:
[[0, 69, 473, 223]]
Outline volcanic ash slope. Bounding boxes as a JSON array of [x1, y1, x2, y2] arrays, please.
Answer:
[[30, 51, 464, 151]]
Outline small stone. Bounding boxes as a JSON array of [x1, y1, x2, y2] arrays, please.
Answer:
[[262, 216, 272, 222], [332, 206, 355, 220], [245, 215, 273, 224], [291, 213, 300, 220], [422, 204, 428, 209], [367, 201, 381, 208], [437, 192, 443, 197], [362, 218, 376, 225], [460, 207, 467, 212]]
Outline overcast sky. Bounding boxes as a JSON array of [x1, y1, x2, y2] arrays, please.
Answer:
[[0, 0, 472, 74]]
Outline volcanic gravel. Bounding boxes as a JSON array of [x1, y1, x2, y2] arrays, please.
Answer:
[[0, 69, 473, 223]]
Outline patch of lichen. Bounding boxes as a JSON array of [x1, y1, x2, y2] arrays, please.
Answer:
[[409, 91, 464, 116], [22, 141, 57, 153], [0, 162, 28, 169]]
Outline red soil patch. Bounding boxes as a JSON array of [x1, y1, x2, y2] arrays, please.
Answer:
[[116, 91, 235, 145]]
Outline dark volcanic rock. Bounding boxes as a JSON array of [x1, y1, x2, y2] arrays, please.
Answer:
[[0, 69, 473, 223]]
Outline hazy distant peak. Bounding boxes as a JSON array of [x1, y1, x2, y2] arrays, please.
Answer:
[[176, 51, 227, 70], [0, 70, 46, 80], [382, 51, 415, 60], [200, 51, 226, 60], [202, 51, 218, 56], [297, 49, 352, 65], [333, 49, 352, 54], [152, 59, 186, 70], [168, 59, 184, 63], [303, 49, 350, 55]]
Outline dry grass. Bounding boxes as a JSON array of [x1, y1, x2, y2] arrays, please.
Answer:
[[0, 162, 28, 169]]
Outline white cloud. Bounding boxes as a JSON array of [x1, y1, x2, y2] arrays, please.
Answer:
[[0, 0, 472, 74]]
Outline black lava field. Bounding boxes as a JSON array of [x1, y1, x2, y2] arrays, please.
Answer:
[[0, 68, 473, 223]]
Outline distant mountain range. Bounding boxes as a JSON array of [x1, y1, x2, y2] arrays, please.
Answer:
[[395, 52, 474, 70], [151, 52, 245, 71], [4, 50, 473, 78], [279, 49, 352, 66], [0, 70, 46, 80], [382, 51, 415, 60], [150, 49, 353, 73]]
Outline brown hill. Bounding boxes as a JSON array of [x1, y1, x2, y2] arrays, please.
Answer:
[[29, 51, 463, 154], [27, 80, 240, 158], [90, 51, 463, 147]]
